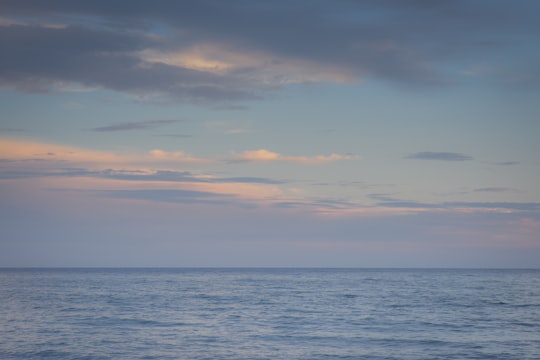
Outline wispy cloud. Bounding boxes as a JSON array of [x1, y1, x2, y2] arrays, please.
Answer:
[[0, 138, 128, 164], [92, 120, 181, 132], [95, 189, 236, 206], [0, 139, 291, 205], [405, 152, 473, 161], [445, 202, 540, 212], [205, 120, 253, 135], [473, 187, 514, 193], [148, 149, 206, 163], [0, 127, 25, 132], [1, 139, 358, 171], [371, 194, 540, 213], [367, 193, 402, 202], [0, 138, 208, 169], [229, 149, 361, 164], [97, 169, 285, 185], [152, 134, 192, 138], [491, 161, 520, 166], [224, 128, 252, 135], [3, 138, 537, 219]]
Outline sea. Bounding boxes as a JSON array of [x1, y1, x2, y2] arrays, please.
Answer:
[[0, 268, 539, 359]]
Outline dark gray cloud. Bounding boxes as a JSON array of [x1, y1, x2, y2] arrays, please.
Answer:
[[405, 152, 473, 161], [92, 120, 180, 132], [1, 0, 538, 103], [0, 24, 262, 103]]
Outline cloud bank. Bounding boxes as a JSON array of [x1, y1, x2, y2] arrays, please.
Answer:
[[1, 1, 538, 104]]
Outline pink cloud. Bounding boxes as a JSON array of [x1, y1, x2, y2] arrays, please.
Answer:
[[232, 149, 361, 164]]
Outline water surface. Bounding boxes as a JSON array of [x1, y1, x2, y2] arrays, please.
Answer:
[[1, 268, 539, 359]]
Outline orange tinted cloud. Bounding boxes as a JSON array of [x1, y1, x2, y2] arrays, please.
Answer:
[[139, 44, 355, 84], [0, 138, 127, 165], [0, 138, 209, 167], [239, 149, 281, 161], [149, 149, 207, 163]]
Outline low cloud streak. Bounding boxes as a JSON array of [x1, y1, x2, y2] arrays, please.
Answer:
[[92, 120, 181, 132], [405, 152, 473, 161]]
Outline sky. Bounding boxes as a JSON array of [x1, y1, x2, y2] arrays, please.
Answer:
[[1, 0, 539, 268]]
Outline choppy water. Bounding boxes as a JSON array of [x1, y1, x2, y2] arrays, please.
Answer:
[[1, 268, 539, 359]]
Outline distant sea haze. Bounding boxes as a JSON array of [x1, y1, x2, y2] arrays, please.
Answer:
[[1, 268, 539, 359]]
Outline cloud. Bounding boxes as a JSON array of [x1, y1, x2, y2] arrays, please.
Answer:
[[95, 189, 236, 206], [0, 139, 356, 187], [78, 169, 286, 185], [218, 176, 284, 185], [224, 128, 252, 135], [0, 138, 207, 168], [491, 161, 520, 166], [2, 138, 536, 219], [367, 193, 402, 202], [0, 127, 25, 132], [148, 149, 206, 163], [1, 1, 538, 103], [0, 139, 290, 204], [237, 149, 280, 161], [205, 120, 253, 135], [152, 134, 192, 138], [405, 152, 473, 161], [0, 24, 262, 103], [376, 201, 439, 210], [0, 137, 128, 164], [92, 120, 181, 132], [446, 202, 540, 212], [312, 180, 393, 189], [230, 149, 361, 164], [372, 195, 540, 213], [473, 187, 513, 193], [94, 169, 285, 185]]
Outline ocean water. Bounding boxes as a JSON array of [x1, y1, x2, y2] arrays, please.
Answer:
[[0, 268, 539, 359]]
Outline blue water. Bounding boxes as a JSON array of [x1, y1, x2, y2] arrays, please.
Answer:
[[1, 268, 539, 359]]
